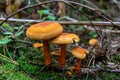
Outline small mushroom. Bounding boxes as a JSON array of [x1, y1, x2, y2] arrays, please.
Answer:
[[33, 43, 43, 50], [89, 38, 99, 49], [26, 22, 63, 65], [51, 33, 80, 68], [71, 46, 89, 73], [51, 49, 61, 63]]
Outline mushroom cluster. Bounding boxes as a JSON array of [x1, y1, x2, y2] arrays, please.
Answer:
[[26, 22, 63, 65], [51, 33, 80, 68], [26, 21, 82, 73]]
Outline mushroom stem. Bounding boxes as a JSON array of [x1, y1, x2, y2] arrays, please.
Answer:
[[95, 44, 99, 49], [58, 44, 67, 68], [70, 59, 82, 73], [43, 40, 52, 65], [76, 59, 82, 72]]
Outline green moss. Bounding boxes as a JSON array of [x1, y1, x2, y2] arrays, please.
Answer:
[[0, 64, 33, 80]]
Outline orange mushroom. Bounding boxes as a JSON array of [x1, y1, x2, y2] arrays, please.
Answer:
[[71, 46, 89, 73], [51, 49, 61, 63], [33, 43, 43, 50], [51, 33, 80, 68], [89, 38, 99, 49], [26, 22, 63, 65]]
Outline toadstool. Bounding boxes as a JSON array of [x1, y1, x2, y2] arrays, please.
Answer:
[[51, 33, 80, 68], [51, 49, 61, 63], [33, 42, 43, 50], [71, 46, 89, 72], [89, 38, 99, 49], [26, 22, 63, 65]]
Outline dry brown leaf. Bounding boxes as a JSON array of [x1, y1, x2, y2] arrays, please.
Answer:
[[6, 0, 12, 16], [57, 2, 66, 17], [5, 0, 24, 18]]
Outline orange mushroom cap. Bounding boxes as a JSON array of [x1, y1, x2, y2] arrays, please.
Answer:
[[50, 33, 80, 44], [71, 47, 89, 59], [26, 22, 63, 40], [33, 43, 43, 48], [89, 38, 99, 46]]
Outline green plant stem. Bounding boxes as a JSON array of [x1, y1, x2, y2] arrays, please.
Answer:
[[0, 53, 19, 65]]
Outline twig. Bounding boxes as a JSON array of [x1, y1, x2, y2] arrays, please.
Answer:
[[64, 0, 120, 28], [0, 18, 120, 26], [0, 18, 120, 34], [0, 26, 8, 32], [35, 0, 50, 9], [87, 44, 97, 67], [13, 39, 32, 46], [84, 25, 120, 34], [112, 0, 120, 10], [110, 70, 120, 73], [35, 0, 55, 15]]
